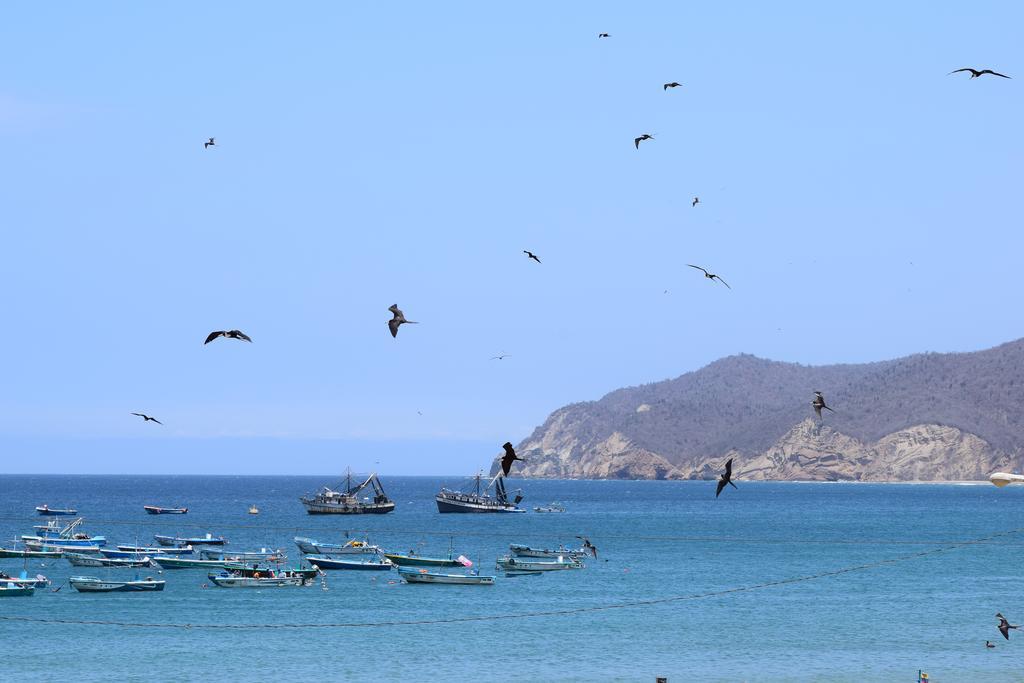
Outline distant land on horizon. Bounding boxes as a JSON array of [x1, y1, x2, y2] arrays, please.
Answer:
[[493, 338, 1024, 482]]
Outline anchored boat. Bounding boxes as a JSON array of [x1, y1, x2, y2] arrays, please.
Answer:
[[435, 472, 525, 513], [398, 567, 495, 585], [35, 505, 77, 516], [299, 470, 395, 514], [294, 537, 382, 555], [0, 571, 50, 589], [143, 505, 188, 515], [0, 585, 35, 597], [65, 552, 154, 568], [154, 533, 226, 547], [509, 543, 589, 560], [69, 576, 165, 592], [496, 556, 584, 572], [307, 555, 394, 571], [199, 548, 286, 562], [22, 518, 106, 548]]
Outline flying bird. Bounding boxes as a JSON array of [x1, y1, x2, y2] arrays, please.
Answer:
[[576, 536, 598, 558], [491, 353, 510, 360], [812, 391, 835, 420], [948, 68, 1011, 79], [692, 196, 699, 207], [131, 413, 162, 425], [997, 613, 1019, 640], [687, 264, 730, 289], [388, 304, 418, 338], [500, 441, 525, 476], [204, 330, 252, 345], [716, 458, 738, 498], [598, 33, 610, 38], [523, 250, 542, 264], [204, 137, 215, 149], [634, 134, 654, 149], [663, 82, 682, 90]]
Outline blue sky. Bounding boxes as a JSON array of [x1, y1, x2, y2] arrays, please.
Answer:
[[1, 2, 1020, 473]]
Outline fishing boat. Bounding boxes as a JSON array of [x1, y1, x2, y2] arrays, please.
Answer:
[[299, 470, 395, 514], [307, 556, 394, 571], [398, 567, 495, 585], [154, 533, 226, 547], [0, 541, 62, 559], [116, 544, 193, 555], [0, 585, 34, 597], [248, 504, 259, 515], [143, 505, 188, 515], [0, 571, 50, 589], [151, 556, 235, 570], [533, 502, 565, 513], [495, 556, 584, 572], [69, 576, 165, 592], [199, 548, 286, 562], [383, 549, 462, 568], [435, 471, 525, 513], [207, 569, 312, 588], [509, 543, 588, 560], [64, 552, 154, 568], [24, 540, 103, 554], [22, 518, 106, 547], [35, 505, 77, 516], [222, 562, 318, 581], [293, 537, 382, 555]]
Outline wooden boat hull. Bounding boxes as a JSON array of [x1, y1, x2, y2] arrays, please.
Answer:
[[384, 554, 461, 568], [0, 585, 35, 596], [69, 577, 165, 592], [398, 568, 494, 584], [144, 506, 188, 515], [307, 556, 394, 571], [65, 552, 153, 568]]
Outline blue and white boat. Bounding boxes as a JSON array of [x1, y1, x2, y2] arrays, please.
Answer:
[[306, 555, 394, 571], [22, 518, 106, 548], [115, 545, 193, 556], [0, 570, 50, 589], [293, 537, 382, 555], [199, 547, 285, 561], [65, 552, 154, 568], [154, 533, 226, 547], [35, 505, 77, 516], [495, 556, 584, 572], [69, 576, 165, 592]]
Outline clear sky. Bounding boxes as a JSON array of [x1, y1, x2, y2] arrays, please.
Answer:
[[1, 2, 1020, 474]]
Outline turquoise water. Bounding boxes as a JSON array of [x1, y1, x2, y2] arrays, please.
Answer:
[[1, 475, 1023, 682]]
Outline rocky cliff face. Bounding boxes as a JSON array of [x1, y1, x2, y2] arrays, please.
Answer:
[[491, 340, 1024, 481]]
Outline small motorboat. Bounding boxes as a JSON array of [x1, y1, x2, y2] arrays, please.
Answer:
[[0, 542, 62, 559], [199, 547, 285, 562], [495, 556, 584, 572], [0, 585, 35, 597], [69, 576, 165, 592], [143, 505, 188, 515], [533, 502, 566, 513], [0, 571, 50, 589], [65, 552, 154, 568], [152, 556, 235, 570], [397, 567, 494, 585], [509, 543, 589, 560], [116, 544, 193, 556], [24, 540, 103, 554], [207, 570, 311, 588], [383, 552, 462, 568], [248, 504, 259, 515], [293, 537, 382, 555], [35, 505, 77, 516], [307, 556, 394, 571], [154, 533, 226, 547]]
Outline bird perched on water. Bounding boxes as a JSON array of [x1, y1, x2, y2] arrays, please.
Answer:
[[523, 250, 541, 264], [997, 613, 1019, 640], [204, 330, 252, 345], [634, 134, 654, 149], [500, 442, 525, 476], [598, 33, 610, 38], [692, 196, 699, 207], [204, 137, 215, 149], [576, 536, 598, 558], [716, 458, 738, 498], [387, 304, 417, 338], [663, 82, 682, 90], [986, 640, 996, 648], [687, 264, 730, 289], [949, 68, 1011, 79], [131, 413, 162, 425], [811, 391, 835, 420]]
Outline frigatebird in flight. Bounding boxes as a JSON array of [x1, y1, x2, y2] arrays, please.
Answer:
[[131, 413, 163, 425], [204, 330, 252, 345], [716, 458, 738, 498], [388, 304, 418, 338], [634, 134, 654, 149], [949, 68, 1011, 79], [523, 250, 541, 264], [500, 442, 525, 476], [687, 264, 730, 289]]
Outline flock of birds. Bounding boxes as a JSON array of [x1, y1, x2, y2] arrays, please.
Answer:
[[119, 34, 1014, 648]]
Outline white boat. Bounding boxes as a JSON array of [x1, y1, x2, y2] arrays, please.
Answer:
[[0, 571, 50, 589], [495, 556, 584, 572], [533, 502, 565, 513], [207, 571, 309, 588], [116, 545, 193, 555], [398, 567, 494, 585], [509, 543, 588, 560], [293, 537, 382, 555], [69, 576, 165, 592], [65, 552, 153, 568], [436, 472, 525, 513], [199, 547, 286, 561]]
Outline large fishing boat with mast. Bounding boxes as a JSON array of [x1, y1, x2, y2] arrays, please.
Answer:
[[435, 471, 525, 513], [299, 470, 395, 515]]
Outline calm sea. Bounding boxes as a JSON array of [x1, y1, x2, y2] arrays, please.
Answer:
[[1, 475, 1023, 682]]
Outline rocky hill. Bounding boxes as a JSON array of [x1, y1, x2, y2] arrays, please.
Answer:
[[492, 339, 1024, 481]]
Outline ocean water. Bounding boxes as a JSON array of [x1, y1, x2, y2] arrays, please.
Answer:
[[1, 475, 1023, 682]]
